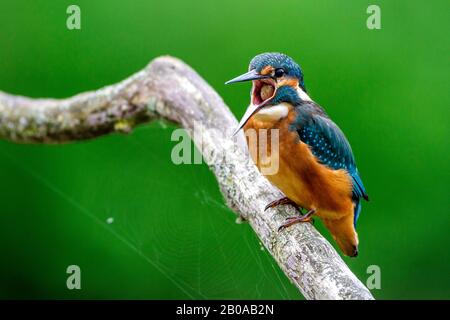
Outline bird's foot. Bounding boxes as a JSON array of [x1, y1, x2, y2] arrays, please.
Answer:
[[278, 209, 316, 232], [265, 197, 300, 211]]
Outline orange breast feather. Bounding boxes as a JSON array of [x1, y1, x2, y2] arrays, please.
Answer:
[[244, 107, 352, 214]]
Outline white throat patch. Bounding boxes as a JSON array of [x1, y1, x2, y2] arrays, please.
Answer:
[[297, 87, 312, 101], [253, 103, 289, 121]]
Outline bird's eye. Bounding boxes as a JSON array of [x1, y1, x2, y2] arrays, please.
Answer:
[[274, 68, 285, 78]]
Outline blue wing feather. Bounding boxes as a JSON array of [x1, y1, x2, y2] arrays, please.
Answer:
[[291, 102, 368, 225]]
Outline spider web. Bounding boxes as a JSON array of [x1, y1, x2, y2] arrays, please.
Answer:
[[0, 122, 300, 299]]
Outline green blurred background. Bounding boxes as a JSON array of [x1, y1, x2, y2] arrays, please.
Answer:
[[0, 0, 448, 299]]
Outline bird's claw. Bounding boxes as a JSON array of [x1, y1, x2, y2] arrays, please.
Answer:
[[264, 197, 299, 211], [277, 209, 316, 232]]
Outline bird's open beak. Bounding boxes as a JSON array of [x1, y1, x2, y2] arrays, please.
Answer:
[[225, 69, 270, 84], [231, 103, 261, 136], [226, 69, 271, 136]]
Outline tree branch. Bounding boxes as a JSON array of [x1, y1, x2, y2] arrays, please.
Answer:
[[0, 56, 374, 300]]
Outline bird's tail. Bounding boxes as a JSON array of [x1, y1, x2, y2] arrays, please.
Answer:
[[323, 214, 359, 257]]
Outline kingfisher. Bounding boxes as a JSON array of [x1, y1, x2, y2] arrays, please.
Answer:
[[226, 52, 369, 257]]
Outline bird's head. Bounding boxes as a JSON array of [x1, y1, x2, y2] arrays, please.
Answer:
[[226, 52, 308, 135]]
